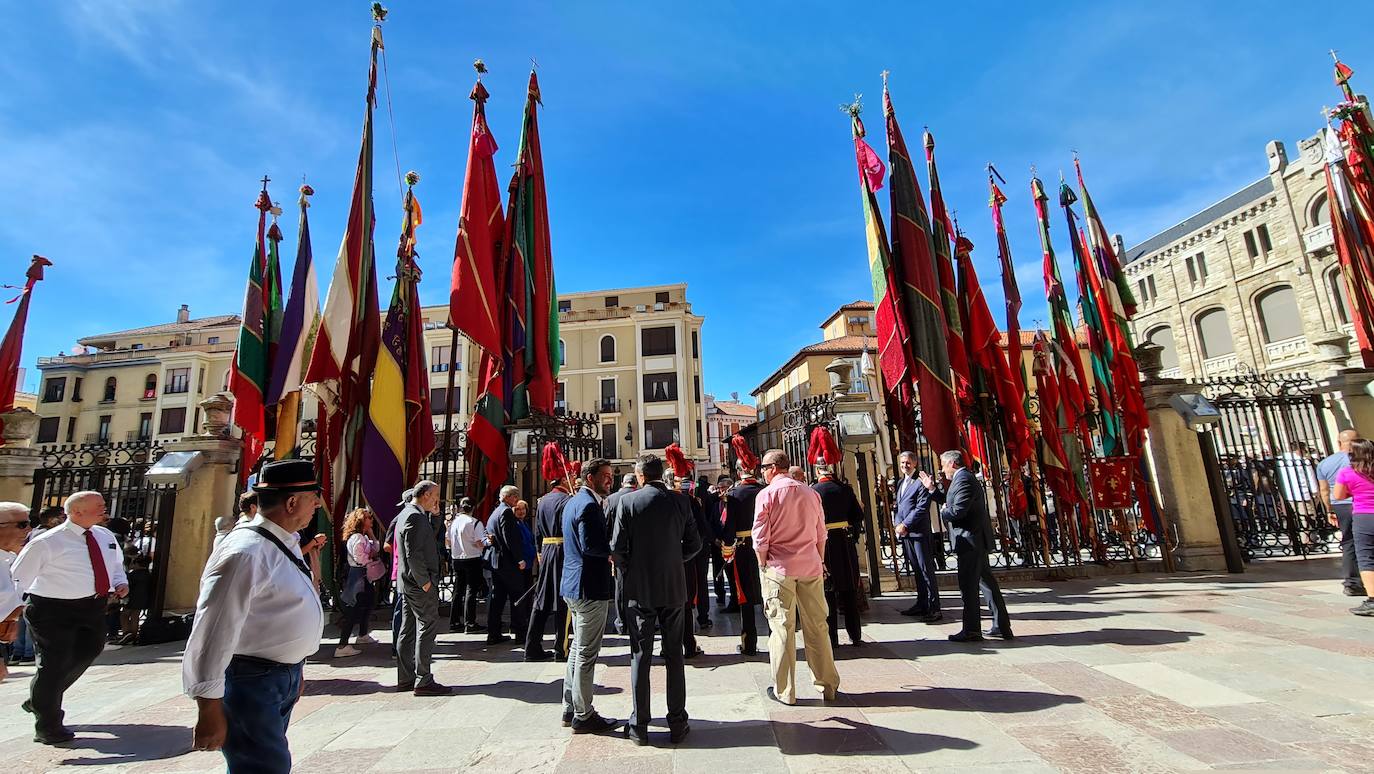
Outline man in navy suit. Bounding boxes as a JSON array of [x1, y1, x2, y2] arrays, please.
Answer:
[[893, 451, 941, 622], [558, 458, 618, 734], [920, 450, 1012, 642]]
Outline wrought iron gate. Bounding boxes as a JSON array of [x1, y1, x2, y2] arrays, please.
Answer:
[[1201, 373, 1336, 558], [30, 442, 177, 623]]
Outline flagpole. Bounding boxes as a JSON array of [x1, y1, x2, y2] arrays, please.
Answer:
[[440, 323, 459, 509]]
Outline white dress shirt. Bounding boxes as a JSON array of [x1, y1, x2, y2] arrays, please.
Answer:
[[0, 548, 21, 620], [448, 514, 488, 560], [11, 520, 129, 599], [182, 515, 324, 699]]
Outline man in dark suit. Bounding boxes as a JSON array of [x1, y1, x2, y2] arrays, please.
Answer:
[[485, 485, 529, 644], [722, 462, 765, 654], [610, 454, 703, 745], [894, 451, 942, 622], [396, 481, 452, 695], [559, 458, 618, 734], [920, 450, 1011, 642], [604, 475, 637, 635]]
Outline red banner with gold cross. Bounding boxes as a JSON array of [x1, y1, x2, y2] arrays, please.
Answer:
[[1088, 457, 1135, 510]]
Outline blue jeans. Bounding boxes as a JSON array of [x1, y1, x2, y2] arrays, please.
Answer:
[[222, 656, 303, 774], [14, 617, 34, 659]]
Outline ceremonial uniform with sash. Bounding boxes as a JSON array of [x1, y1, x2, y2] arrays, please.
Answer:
[[527, 485, 572, 661], [723, 477, 764, 654], [813, 475, 864, 647]]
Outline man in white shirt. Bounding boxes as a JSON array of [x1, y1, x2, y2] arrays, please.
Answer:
[[448, 497, 488, 633], [183, 460, 324, 772], [0, 501, 33, 685], [11, 491, 128, 745]]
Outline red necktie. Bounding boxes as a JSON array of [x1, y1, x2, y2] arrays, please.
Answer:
[[84, 530, 111, 597]]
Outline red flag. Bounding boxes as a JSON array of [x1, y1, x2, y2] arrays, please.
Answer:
[[989, 173, 1027, 402], [1325, 125, 1374, 368], [1088, 457, 1135, 509], [0, 256, 50, 442], [923, 131, 973, 401], [448, 79, 504, 358], [882, 89, 963, 456], [1032, 332, 1082, 516]]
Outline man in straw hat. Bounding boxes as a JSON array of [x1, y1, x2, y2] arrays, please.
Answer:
[[184, 459, 325, 771]]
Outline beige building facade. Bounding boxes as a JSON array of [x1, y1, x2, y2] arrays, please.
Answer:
[[704, 395, 757, 479], [1123, 134, 1355, 380], [35, 305, 239, 448], [418, 282, 709, 466]]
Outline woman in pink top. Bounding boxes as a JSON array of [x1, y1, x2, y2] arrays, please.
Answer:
[[1333, 438, 1374, 617]]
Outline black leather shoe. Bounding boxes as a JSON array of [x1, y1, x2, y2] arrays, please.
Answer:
[[413, 681, 455, 696], [625, 725, 650, 745], [684, 646, 704, 659], [921, 612, 944, 624], [723, 603, 740, 613], [948, 631, 984, 642], [21, 698, 33, 713], [736, 644, 758, 656], [465, 624, 487, 633], [571, 713, 619, 734], [1345, 586, 1368, 597], [669, 724, 691, 744], [698, 619, 712, 629], [34, 727, 75, 746], [561, 710, 574, 727], [524, 650, 554, 662], [850, 638, 866, 647], [985, 628, 1015, 640], [485, 634, 512, 644], [900, 605, 927, 617]]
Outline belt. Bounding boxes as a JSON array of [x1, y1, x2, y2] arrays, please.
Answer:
[[735, 530, 753, 539], [825, 521, 849, 530], [542, 537, 564, 545], [230, 654, 303, 670]]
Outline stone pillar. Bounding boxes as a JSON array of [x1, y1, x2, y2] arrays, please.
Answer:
[[160, 395, 241, 612], [1315, 368, 1374, 438], [0, 408, 42, 506], [1139, 379, 1229, 572]]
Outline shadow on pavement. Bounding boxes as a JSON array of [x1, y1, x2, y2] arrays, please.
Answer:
[[61, 724, 190, 765], [838, 685, 1084, 713], [661, 715, 977, 757]]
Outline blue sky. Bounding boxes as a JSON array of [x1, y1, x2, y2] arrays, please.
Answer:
[[3, 1, 1370, 400]]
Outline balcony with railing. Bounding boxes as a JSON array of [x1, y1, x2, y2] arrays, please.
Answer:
[[1201, 352, 1240, 376], [1303, 223, 1334, 254], [599, 397, 622, 414], [1263, 335, 1310, 365]]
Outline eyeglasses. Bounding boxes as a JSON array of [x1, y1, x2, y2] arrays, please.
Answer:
[[0, 521, 31, 530]]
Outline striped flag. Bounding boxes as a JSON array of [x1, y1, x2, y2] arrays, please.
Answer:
[[505, 71, 560, 419], [448, 79, 504, 358], [1032, 176, 1090, 434], [881, 86, 962, 456], [230, 188, 273, 473], [267, 185, 321, 458], [362, 177, 435, 522], [1061, 181, 1122, 456], [923, 131, 972, 402], [303, 23, 384, 516]]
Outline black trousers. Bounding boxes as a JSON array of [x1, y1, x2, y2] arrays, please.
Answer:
[[825, 585, 861, 645], [955, 543, 1010, 634], [692, 557, 711, 625], [26, 595, 107, 733], [1335, 504, 1366, 591], [526, 600, 570, 658], [449, 558, 486, 628], [738, 602, 759, 652], [710, 543, 728, 603], [488, 570, 529, 637], [339, 581, 374, 646], [902, 533, 942, 613], [626, 603, 687, 733]]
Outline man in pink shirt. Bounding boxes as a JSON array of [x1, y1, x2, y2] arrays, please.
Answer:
[[753, 449, 840, 705]]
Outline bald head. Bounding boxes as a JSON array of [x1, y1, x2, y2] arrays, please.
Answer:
[[64, 491, 107, 529], [1340, 429, 1359, 451]]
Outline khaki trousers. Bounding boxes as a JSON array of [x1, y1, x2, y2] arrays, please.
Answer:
[[760, 568, 840, 704]]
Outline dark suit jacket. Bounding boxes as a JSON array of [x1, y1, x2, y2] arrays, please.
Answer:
[[894, 474, 935, 534], [814, 478, 865, 536], [561, 488, 613, 601], [486, 503, 526, 578], [396, 504, 442, 592], [610, 481, 703, 608], [933, 468, 993, 552], [604, 486, 635, 523]]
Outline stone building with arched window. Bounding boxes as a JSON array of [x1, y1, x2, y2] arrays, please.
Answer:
[[1122, 133, 1355, 380]]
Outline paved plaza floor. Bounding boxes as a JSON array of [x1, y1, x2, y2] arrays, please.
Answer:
[[1, 557, 1372, 773]]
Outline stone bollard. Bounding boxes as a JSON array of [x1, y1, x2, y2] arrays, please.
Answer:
[[159, 395, 243, 612], [1139, 379, 1229, 572]]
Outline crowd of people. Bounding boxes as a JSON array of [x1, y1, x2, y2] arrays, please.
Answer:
[[0, 428, 1047, 771]]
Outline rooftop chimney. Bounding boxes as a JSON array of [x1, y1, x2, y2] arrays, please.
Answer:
[[177, 304, 190, 324]]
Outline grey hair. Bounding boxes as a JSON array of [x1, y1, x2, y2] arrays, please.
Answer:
[[940, 450, 965, 468], [499, 484, 520, 500], [635, 454, 664, 481], [398, 480, 440, 505], [897, 451, 916, 462], [0, 501, 28, 521], [64, 491, 102, 515], [214, 514, 236, 534]]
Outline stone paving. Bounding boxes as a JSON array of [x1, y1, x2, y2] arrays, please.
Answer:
[[2, 557, 1373, 773]]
